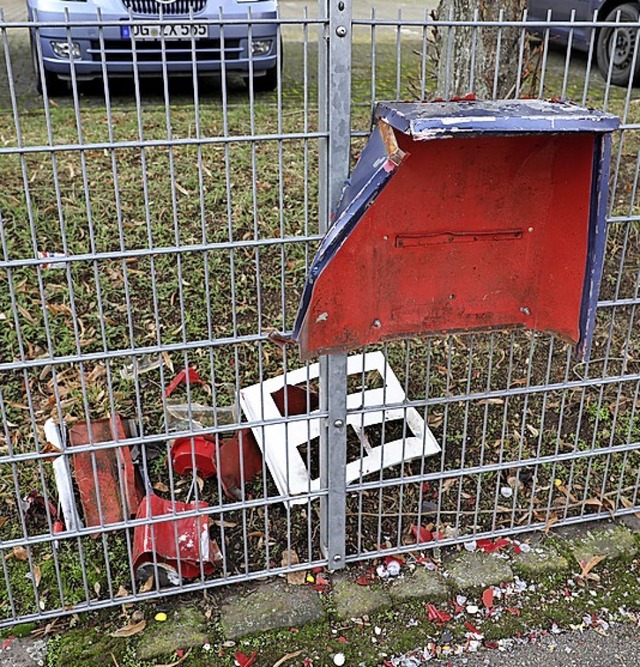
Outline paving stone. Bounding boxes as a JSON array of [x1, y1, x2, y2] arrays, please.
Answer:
[[137, 606, 209, 660], [568, 525, 638, 565], [220, 581, 324, 640], [512, 545, 569, 576], [332, 579, 392, 620], [388, 568, 449, 603], [0, 637, 47, 667], [446, 552, 513, 592]]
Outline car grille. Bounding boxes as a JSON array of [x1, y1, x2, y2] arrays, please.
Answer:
[[92, 39, 241, 63], [120, 0, 206, 16]]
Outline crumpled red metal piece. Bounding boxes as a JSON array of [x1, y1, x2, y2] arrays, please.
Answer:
[[133, 494, 222, 580], [426, 603, 452, 624]]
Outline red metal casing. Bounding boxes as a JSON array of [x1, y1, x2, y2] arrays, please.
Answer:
[[293, 100, 619, 360]]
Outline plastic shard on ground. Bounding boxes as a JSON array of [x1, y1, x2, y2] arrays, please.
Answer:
[[239, 351, 440, 504]]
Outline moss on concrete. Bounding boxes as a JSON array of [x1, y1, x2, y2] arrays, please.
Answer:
[[220, 581, 324, 640], [569, 525, 638, 565], [388, 567, 449, 603], [512, 545, 569, 577], [332, 578, 393, 620], [136, 606, 209, 660], [446, 552, 514, 592]]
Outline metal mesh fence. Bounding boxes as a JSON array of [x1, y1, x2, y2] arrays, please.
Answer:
[[0, 4, 638, 627]]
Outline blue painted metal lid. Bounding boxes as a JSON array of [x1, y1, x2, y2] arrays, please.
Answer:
[[376, 99, 620, 137]]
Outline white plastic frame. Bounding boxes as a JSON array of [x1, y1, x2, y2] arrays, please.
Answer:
[[239, 351, 440, 504]]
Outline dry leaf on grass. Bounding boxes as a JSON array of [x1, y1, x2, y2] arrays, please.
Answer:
[[272, 650, 303, 667], [33, 564, 42, 588], [620, 497, 640, 519], [41, 441, 62, 459], [7, 546, 28, 561], [543, 515, 559, 536], [281, 550, 305, 586], [579, 554, 606, 580], [110, 620, 147, 637], [153, 482, 169, 494], [115, 585, 129, 598]]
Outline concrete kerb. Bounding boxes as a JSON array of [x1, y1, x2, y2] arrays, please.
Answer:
[[216, 522, 639, 641], [6, 520, 639, 666]]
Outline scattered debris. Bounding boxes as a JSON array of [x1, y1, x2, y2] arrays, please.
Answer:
[[119, 354, 165, 380], [165, 367, 206, 398], [22, 491, 64, 535]]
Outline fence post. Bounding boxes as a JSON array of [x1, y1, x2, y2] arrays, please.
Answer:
[[317, 0, 351, 569]]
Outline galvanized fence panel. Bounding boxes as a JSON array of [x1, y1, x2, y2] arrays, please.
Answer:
[[0, 6, 637, 628]]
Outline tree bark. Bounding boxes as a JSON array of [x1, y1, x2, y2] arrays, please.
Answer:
[[435, 0, 527, 99]]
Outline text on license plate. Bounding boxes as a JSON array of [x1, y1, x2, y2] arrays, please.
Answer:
[[122, 24, 208, 40]]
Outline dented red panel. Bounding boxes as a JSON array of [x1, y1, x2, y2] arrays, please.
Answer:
[[297, 132, 596, 358]]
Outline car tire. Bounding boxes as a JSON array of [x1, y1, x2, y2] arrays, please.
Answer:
[[596, 3, 640, 87], [31, 37, 66, 96]]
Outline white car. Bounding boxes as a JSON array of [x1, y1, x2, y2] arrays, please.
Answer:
[[27, 0, 280, 93]]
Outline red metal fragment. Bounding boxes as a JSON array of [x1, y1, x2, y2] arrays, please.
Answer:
[[426, 603, 452, 624], [234, 651, 258, 667], [170, 434, 218, 479], [164, 367, 205, 398], [465, 621, 482, 636], [216, 429, 263, 500], [482, 587, 495, 608], [68, 415, 144, 536], [356, 571, 375, 586], [133, 494, 222, 580], [476, 537, 510, 553], [411, 524, 433, 543]]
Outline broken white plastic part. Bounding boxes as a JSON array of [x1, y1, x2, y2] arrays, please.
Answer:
[[44, 418, 84, 532], [239, 351, 440, 505]]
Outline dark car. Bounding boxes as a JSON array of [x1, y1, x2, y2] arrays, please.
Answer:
[[527, 1, 640, 86]]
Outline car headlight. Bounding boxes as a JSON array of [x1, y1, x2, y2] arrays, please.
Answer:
[[251, 39, 272, 56], [51, 41, 81, 58]]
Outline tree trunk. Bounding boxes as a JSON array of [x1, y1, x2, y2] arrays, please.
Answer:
[[435, 0, 527, 99]]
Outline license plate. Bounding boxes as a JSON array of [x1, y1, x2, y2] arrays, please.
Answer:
[[121, 24, 208, 40]]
